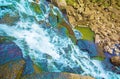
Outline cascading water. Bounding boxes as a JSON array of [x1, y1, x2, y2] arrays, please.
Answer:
[[0, 0, 120, 79]]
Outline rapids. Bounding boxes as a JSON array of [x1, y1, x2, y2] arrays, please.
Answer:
[[0, 0, 120, 79]]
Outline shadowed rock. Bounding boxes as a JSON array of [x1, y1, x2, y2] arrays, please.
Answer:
[[77, 39, 98, 57], [22, 56, 34, 76], [0, 41, 23, 65]]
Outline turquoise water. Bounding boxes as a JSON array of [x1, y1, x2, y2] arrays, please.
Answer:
[[0, 0, 120, 79]]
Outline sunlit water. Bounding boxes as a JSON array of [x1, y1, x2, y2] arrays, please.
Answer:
[[0, 0, 120, 79]]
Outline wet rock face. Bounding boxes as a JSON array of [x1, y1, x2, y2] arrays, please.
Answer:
[[77, 39, 98, 57], [22, 56, 34, 75], [110, 56, 120, 66], [21, 72, 94, 79], [46, 0, 51, 2], [0, 59, 25, 79], [51, 0, 67, 9], [0, 13, 19, 25], [0, 41, 23, 65]]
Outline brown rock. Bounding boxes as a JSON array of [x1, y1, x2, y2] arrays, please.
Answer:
[[36, 0, 39, 3], [21, 72, 94, 79], [110, 56, 120, 66], [0, 13, 19, 25], [0, 59, 25, 79], [95, 34, 100, 43], [68, 15, 76, 25], [51, 0, 67, 9]]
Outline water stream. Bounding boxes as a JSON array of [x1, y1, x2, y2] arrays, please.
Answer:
[[0, 0, 120, 79]]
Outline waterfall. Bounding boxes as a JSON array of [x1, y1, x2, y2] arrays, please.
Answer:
[[0, 0, 120, 79]]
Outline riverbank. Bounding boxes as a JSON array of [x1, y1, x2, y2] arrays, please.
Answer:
[[51, 0, 120, 65]]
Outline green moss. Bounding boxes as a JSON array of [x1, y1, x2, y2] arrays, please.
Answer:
[[117, 0, 120, 7], [111, 13, 115, 19], [114, 0, 120, 9], [59, 0, 64, 2], [63, 26, 76, 44], [75, 26, 95, 41], [30, 2, 42, 14], [33, 64, 43, 73], [91, 0, 97, 3], [91, 0, 104, 3], [58, 21, 77, 44], [103, 1, 111, 7], [0, 36, 16, 43], [92, 56, 105, 61], [66, 0, 77, 6]]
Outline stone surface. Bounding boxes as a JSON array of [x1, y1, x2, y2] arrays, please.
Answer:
[[0, 41, 23, 65], [21, 72, 94, 79], [110, 56, 120, 66], [0, 59, 25, 79], [22, 56, 34, 75], [0, 13, 19, 25], [51, 0, 67, 9], [77, 39, 98, 57]]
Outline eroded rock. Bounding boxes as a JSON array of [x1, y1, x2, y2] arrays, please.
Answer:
[[110, 56, 120, 66], [0, 59, 25, 79], [0, 40, 23, 65], [21, 72, 94, 79]]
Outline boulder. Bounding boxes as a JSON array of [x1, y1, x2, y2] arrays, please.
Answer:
[[58, 21, 77, 43], [77, 39, 98, 57], [51, 0, 67, 9], [0, 13, 19, 25], [0, 59, 25, 79], [0, 41, 23, 65], [29, 2, 42, 14], [110, 56, 120, 66], [21, 72, 94, 79], [22, 56, 34, 75]]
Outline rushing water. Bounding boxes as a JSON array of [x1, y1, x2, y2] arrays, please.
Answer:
[[0, 0, 120, 79]]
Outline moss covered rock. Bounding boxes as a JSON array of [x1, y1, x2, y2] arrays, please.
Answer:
[[75, 26, 95, 42], [30, 2, 42, 14], [0, 36, 16, 43]]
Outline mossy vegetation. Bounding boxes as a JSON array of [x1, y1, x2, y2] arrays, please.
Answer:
[[92, 56, 105, 61], [33, 64, 43, 73], [66, 0, 77, 7], [90, 0, 104, 3], [58, 21, 77, 44], [30, 2, 42, 14], [48, 11, 58, 27], [0, 36, 16, 43], [75, 26, 95, 42]]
